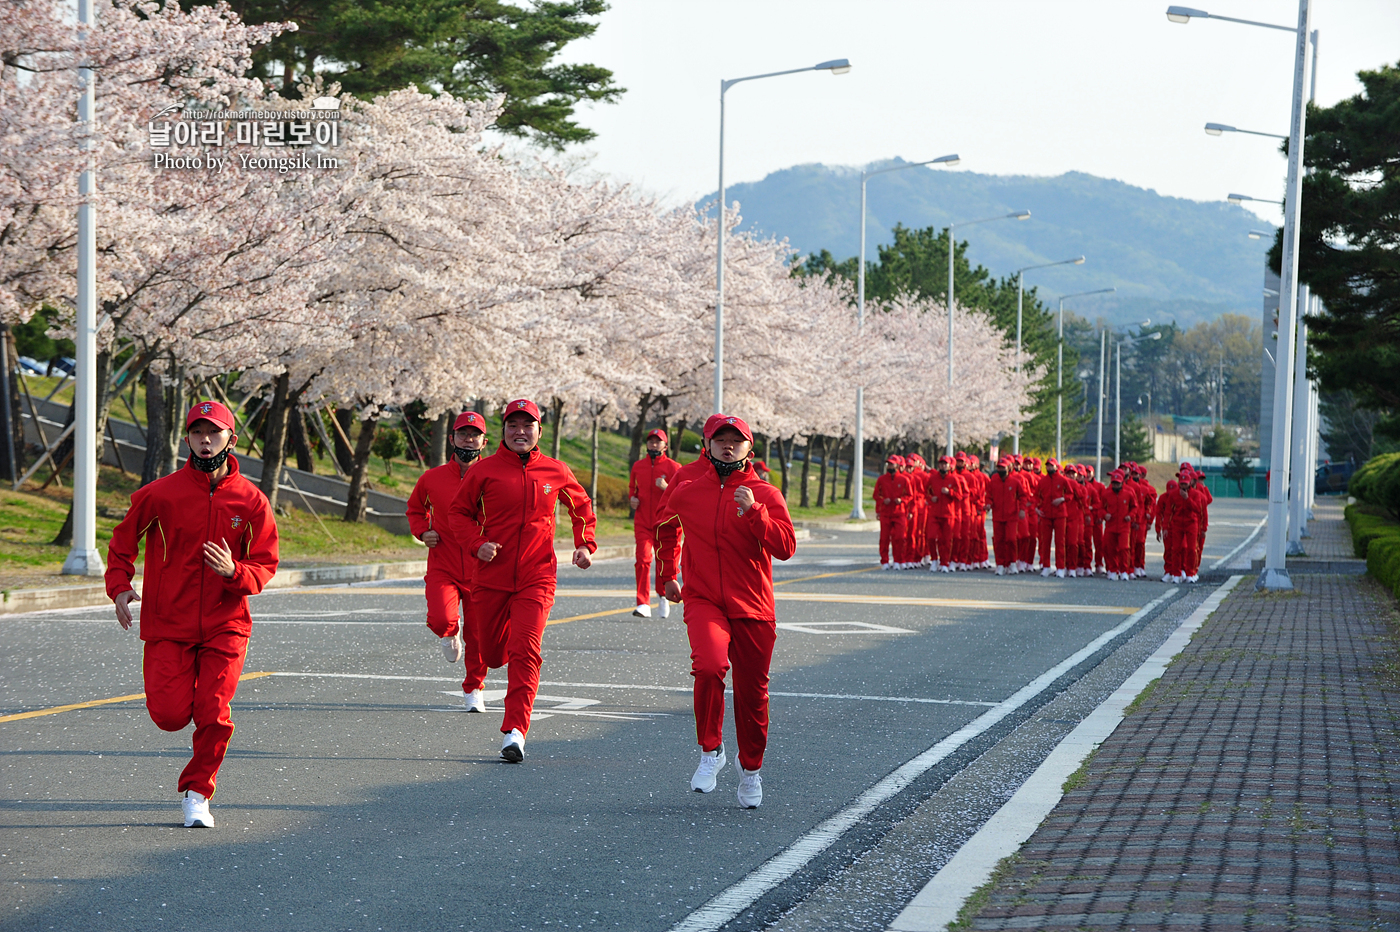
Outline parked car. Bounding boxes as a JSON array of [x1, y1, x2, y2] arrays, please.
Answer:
[[1315, 460, 1356, 495], [17, 356, 47, 375], [49, 356, 76, 376]]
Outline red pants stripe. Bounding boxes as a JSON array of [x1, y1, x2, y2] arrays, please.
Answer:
[[424, 569, 488, 694], [634, 523, 680, 605], [928, 514, 955, 567], [469, 583, 554, 736], [143, 631, 248, 799], [684, 599, 776, 772]]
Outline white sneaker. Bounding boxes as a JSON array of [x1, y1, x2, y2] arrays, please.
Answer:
[[995, 566, 1004, 576], [690, 744, 727, 793], [658, 600, 670, 619], [441, 629, 464, 665], [737, 766, 763, 809], [500, 728, 525, 763], [464, 688, 486, 713], [881, 562, 892, 570], [1161, 573, 1172, 583], [928, 563, 938, 572], [1041, 567, 1053, 577], [633, 603, 652, 618], [1056, 569, 1066, 578], [941, 565, 952, 573], [182, 791, 213, 828], [1188, 574, 1199, 583], [921, 556, 932, 567]]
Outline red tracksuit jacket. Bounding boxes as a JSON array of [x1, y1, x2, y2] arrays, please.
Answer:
[[630, 453, 682, 531], [987, 472, 1025, 522], [1035, 472, 1075, 518], [448, 444, 597, 592], [406, 460, 478, 581], [657, 460, 796, 621], [926, 470, 962, 518], [1102, 485, 1138, 533], [105, 455, 279, 642], [874, 472, 911, 516]]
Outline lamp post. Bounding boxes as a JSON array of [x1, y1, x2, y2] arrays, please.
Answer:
[[1204, 122, 1288, 140], [715, 58, 850, 414], [945, 209, 1030, 455], [1169, 2, 1313, 591], [850, 154, 959, 519], [1013, 255, 1085, 453], [1055, 288, 1115, 460], [1228, 192, 1284, 207], [1286, 287, 1314, 552], [1113, 330, 1162, 465], [62, 0, 103, 576]]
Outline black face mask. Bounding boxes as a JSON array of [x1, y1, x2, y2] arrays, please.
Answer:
[[452, 446, 480, 464], [190, 441, 231, 473], [648, 449, 662, 460], [708, 453, 745, 479]]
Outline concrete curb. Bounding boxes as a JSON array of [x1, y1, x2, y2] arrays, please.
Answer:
[[0, 545, 638, 616], [794, 520, 879, 532]]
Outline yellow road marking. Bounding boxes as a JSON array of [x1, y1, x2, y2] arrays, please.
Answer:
[[776, 566, 881, 586], [0, 672, 275, 724], [545, 606, 637, 626], [773, 592, 1138, 614]]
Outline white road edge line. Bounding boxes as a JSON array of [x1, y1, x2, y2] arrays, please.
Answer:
[[665, 589, 1179, 932], [1209, 516, 1267, 571], [887, 575, 1243, 932]]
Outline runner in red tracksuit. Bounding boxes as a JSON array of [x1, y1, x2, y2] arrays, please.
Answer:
[[656, 414, 796, 809], [875, 456, 910, 569], [1086, 466, 1107, 575], [926, 456, 961, 572], [106, 401, 279, 829], [952, 453, 974, 568], [1194, 469, 1213, 558], [970, 456, 991, 567], [1021, 457, 1043, 570], [1100, 469, 1137, 579], [629, 428, 682, 618], [448, 399, 597, 763], [1169, 467, 1208, 581], [1156, 480, 1180, 581], [987, 455, 1025, 574], [1035, 458, 1074, 576], [1013, 456, 1036, 572], [1062, 465, 1084, 576], [904, 454, 930, 565], [407, 410, 488, 708]]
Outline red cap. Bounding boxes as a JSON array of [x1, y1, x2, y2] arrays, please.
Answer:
[[185, 400, 235, 432], [704, 414, 753, 442], [1046, 457, 1059, 468], [646, 428, 669, 443], [888, 454, 906, 465], [955, 451, 968, 461], [503, 399, 541, 422], [907, 454, 925, 467], [753, 459, 769, 472], [453, 411, 486, 433]]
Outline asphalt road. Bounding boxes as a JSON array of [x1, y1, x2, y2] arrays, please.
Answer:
[[0, 499, 1267, 932]]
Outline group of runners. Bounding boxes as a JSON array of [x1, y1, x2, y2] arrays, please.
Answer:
[[107, 401, 792, 825], [875, 452, 1213, 582]]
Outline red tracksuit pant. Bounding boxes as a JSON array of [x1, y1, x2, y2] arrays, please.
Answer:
[[879, 512, 907, 564], [1038, 516, 1067, 570], [424, 569, 488, 694], [1105, 531, 1132, 574], [469, 582, 554, 736], [928, 514, 955, 567], [634, 523, 679, 605], [1171, 522, 1201, 576], [1022, 515, 1039, 564], [1092, 521, 1105, 568], [685, 599, 777, 772], [992, 520, 1018, 567], [144, 631, 247, 799]]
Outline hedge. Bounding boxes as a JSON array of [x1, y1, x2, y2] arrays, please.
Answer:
[[1368, 535, 1400, 602], [1349, 451, 1400, 520], [1346, 504, 1400, 558]]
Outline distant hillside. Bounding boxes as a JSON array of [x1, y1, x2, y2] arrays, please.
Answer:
[[700, 163, 1276, 330]]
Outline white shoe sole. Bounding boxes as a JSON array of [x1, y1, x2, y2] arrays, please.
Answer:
[[691, 748, 727, 793], [500, 731, 525, 763]]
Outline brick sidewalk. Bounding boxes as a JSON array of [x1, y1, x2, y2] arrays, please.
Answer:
[[959, 574, 1400, 930], [1302, 499, 1358, 561]]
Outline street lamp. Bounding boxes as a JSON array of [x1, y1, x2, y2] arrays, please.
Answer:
[[850, 154, 960, 519], [1013, 255, 1085, 453], [1204, 122, 1287, 140], [945, 209, 1031, 455], [1168, 1, 1313, 591], [1248, 229, 1275, 240], [1110, 329, 1162, 467], [714, 58, 851, 414], [1055, 288, 1115, 460], [1229, 193, 1284, 206]]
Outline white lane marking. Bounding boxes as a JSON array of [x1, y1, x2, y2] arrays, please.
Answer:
[[777, 620, 915, 635], [666, 589, 1179, 932], [261, 673, 995, 707], [1209, 516, 1268, 570], [774, 592, 1138, 615], [889, 576, 1242, 932], [434, 690, 669, 722]]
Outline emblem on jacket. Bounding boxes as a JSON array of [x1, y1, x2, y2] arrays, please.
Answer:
[[543, 483, 552, 494], [231, 515, 244, 530]]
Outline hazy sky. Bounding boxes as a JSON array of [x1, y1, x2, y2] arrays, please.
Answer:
[[550, 0, 1400, 223]]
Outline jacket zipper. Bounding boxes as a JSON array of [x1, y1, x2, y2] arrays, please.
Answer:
[[201, 481, 214, 640], [514, 454, 527, 590], [714, 473, 727, 611]]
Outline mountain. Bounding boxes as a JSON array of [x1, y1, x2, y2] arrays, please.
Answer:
[[700, 163, 1276, 330]]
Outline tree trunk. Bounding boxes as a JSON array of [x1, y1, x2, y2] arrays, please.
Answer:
[[626, 390, 657, 468], [343, 412, 378, 522], [427, 412, 450, 467], [777, 436, 791, 499], [589, 411, 600, 503], [288, 405, 314, 473], [140, 359, 184, 486], [259, 372, 291, 511], [0, 324, 21, 481], [843, 434, 856, 501], [799, 437, 812, 508], [333, 407, 354, 474], [549, 397, 565, 460], [815, 435, 829, 508], [671, 417, 688, 460], [832, 434, 846, 502]]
